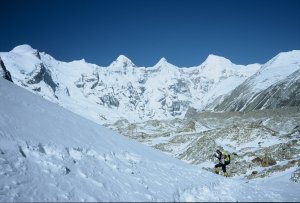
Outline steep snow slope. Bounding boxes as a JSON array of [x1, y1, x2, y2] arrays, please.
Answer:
[[0, 45, 259, 125], [213, 50, 300, 112], [0, 78, 299, 201]]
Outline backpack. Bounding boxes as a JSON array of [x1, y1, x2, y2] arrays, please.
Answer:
[[223, 151, 231, 164]]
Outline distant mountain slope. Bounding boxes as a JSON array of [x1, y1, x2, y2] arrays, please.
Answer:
[[0, 77, 292, 202], [0, 44, 259, 124], [213, 50, 300, 112]]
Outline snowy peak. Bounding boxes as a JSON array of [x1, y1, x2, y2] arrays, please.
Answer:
[[11, 44, 37, 54], [10, 44, 41, 60], [157, 57, 168, 64], [254, 50, 300, 82], [153, 57, 177, 69], [206, 54, 231, 62], [197, 54, 238, 80], [201, 54, 233, 68], [116, 54, 132, 63], [263, 50, 300, 68], [155, 57, 167, 66], [109, 54, 136, 68]]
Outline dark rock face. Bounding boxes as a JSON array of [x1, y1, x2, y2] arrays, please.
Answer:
[[33, 87, 41, 92], [169, 79, 190, 94], [33, 50, 41, 60], [100, 94, 120, 107], [127, 82, 140, 107], [27, 63, 58, 92], [0, 57, 13, 82]]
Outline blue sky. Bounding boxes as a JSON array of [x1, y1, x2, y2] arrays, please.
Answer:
[[1, 0, 300, 67]]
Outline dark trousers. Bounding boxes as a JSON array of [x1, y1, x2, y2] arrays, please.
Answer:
[[214, 161, 230, 173]]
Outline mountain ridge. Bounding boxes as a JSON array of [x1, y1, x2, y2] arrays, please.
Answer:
[[1, 44, 299, 125], [213, 50, 300, 112]]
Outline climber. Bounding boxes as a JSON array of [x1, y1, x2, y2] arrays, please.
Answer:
[[213, 149, 231, 177]]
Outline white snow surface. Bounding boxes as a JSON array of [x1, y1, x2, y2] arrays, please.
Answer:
[[245, 50, 300, 92], [1, 78, 299, 202]]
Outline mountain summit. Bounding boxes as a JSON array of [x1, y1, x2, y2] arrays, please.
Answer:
[[10, 44, 38, 55], [153, 57, 178, 69], [109, 55, 136, 68], [202, 54, 233, 66]]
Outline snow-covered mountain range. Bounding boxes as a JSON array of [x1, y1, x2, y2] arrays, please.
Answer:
[[0, 44, 263, 125], [2, 45, 299, 126]]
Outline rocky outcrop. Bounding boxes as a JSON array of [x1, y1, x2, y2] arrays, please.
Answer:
[[251, 156, 277, 167], [27, 63, 58, 92], [0, 57, 13, 82], [100, 94, 120, 107]]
